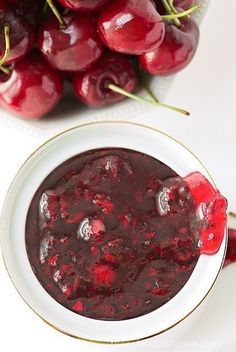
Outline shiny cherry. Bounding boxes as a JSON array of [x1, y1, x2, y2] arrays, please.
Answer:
[[73, 51, 136, 107], [98, 0, 165, 55], [0, 53, 63, 119], [0, 9, 34, 64], [38, 14, 104, 72], [58, 0, 110, 11], [139, 17, 199, 76]]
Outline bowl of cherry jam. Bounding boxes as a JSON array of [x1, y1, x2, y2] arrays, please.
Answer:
[[0, 121, 227, 344]]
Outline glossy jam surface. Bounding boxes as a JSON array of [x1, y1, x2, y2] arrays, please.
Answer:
[[25, 148, 226, 320]]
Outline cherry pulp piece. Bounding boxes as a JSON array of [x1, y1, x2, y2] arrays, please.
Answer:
[[26, 148, 199, 320], [38, 13, 104, 72], [0, 9, 35, 64], [73, 51, 136, 107], [58, 0, 110, 11], [139, 17, 199, 75], [98, 0, 165, 55], [224, 229, 236, 267], [0, 53, 63, 119]]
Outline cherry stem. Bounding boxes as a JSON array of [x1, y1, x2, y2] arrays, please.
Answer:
[[43, 1, 49, 15], [135, 63, 159, 102], [230, 212, 236, 218], [0, 24, 10, 65], [141, 79, 159, 103], [161, 0, 180, 27], [47, 0, 66, 28], [0, 65, 11, 75], [0, 24, 11, 75], [107, 83, 189, 116], [162, 5, 200, 21], [168, 0, 178, 14]]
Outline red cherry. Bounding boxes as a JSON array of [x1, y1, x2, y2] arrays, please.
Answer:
[[73, 51, 136, 107], [98, 0, 165, 55], [38, 13, 104, 72], [139, 17, 199, 75], [0, 53, 63, 119], [0, 10, 35, 64], [174, 0, 195, 10], [0, 0, 8, 13], [58, 0, 110, 12]]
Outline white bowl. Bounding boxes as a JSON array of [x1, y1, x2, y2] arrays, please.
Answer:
[[0, 121, 227, 344]]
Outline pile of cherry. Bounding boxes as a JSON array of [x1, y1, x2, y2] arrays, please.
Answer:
[[0, 0, 200, 119]]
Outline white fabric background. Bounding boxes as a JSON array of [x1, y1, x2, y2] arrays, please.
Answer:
[[0, 0, 236, 350]]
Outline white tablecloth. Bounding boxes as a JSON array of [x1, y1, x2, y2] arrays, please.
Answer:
[[1, 0, 236, 351]]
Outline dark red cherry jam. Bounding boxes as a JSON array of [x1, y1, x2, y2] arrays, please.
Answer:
[[25, 148, 227, 320]]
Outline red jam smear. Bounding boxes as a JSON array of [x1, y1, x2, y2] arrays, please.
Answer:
[[25, 148, 227, 320], [184, 172, 227, 254], [224, 229, 236, 267]]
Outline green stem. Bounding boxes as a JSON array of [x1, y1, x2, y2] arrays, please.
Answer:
[[0, 24, 11, 75], [161, 0, 180, 27], [43, 1, 49, 15], [0, 24, 10, 66], [230, 212, 236, 218], [162, 5, 200, 21], [0, 65, 11, 75], [136, 65, 159, 103], [47, 0, 66, 28], [168, 0, 178, 14], [107, 83, 189, 116]]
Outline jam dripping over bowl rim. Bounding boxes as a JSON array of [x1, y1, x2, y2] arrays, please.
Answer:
[[0, 120, 228, 344]]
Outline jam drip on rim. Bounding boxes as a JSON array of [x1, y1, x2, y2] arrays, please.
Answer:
[[225, 229, 236, 267], [25, 148, 227, 321], [156, 172, 227, 255]]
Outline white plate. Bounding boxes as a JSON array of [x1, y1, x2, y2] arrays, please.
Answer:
[[0, 0, 211, 138], [0, 121, 227, 344]]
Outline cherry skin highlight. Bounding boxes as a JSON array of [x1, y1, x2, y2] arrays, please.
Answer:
[[0, 53, 63, 119], [0, 9, 35, 64], [98, 0, 165, 55], [73, 51, 136, 107], [38, 14, 104, 72], [139, 17, 199, 75], [58, 0, 110, 12]]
